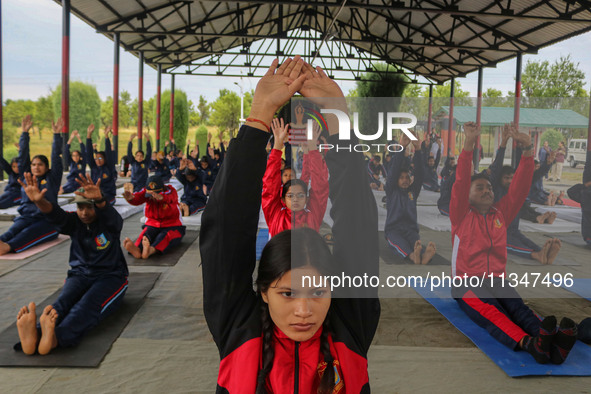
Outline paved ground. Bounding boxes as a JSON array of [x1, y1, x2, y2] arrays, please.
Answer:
[[0, 180, 589, 393]]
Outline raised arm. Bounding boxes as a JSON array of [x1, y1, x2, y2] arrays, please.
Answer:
[[450, 122, 479, 227], [19, 116, 32, 173], [48, 118, 64, 191], [200, 57, 306, 352], [86, 124, 96, 170]]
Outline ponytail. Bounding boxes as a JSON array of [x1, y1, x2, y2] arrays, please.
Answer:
[[255, 304, 275, 394]]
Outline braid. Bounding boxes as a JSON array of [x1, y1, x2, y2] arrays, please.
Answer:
[[318, 319, 335, 394], [256, 304, 275, 394]]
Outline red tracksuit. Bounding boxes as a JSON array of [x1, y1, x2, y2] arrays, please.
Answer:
[[450, 148, 540, 349], [200, 126, 380, 393], [127, 185, 185, 253], [262, 148, 329, 237]]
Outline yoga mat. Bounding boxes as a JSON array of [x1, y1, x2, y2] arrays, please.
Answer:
[[0, 272, 160, 367], [508, 254, 581, 267], [126, 230, 199, 266], [560, 278, 591, 302], [256, 228, 269, 261], [0, 198, 72, 221], [520, 218, 578, 233], [180, 208, 268, 229], [0, 235, 69, 261], [379, 233, 450, 266], [413, 282, 591, 377], [417, 205, 452, 232], [534, 205, 582, 224], [545, 233, 591, 250]]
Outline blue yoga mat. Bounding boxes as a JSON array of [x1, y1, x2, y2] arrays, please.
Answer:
[[560, 278, 591, 301], [256, 228, 269, 261], [413, 282, 591, 377]]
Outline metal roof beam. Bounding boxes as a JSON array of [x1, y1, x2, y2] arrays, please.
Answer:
[[96, 1, 190, 31]]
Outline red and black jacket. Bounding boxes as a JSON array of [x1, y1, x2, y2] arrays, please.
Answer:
[[200, 125, 380, 393]]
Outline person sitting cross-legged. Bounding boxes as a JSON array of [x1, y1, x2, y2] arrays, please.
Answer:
[[15, 173, 128, 355]]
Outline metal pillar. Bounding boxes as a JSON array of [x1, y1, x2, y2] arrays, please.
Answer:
[[113, 33, 120, 161], [447, 78, 455, 158], [427, 84, 433, 137], [512, 53, 522, 167], [169, 74, 175, 142], [138, 52, 144, 150], [156, 64, 162, 152], [474, 67, 483, 168], [0, 1, 3, 180], [61, 0, 70, 167]]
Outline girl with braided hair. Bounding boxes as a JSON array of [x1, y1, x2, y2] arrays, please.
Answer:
[[200, 56, 379, 393]]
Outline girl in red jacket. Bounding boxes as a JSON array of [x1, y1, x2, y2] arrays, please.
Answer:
[[200, 57, 379, 393], [262, 117, 329, 237]]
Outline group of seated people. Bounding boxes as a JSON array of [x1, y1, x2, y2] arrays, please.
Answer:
[[5, 58, 590, 390]]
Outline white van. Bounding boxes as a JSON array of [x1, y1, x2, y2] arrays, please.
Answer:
[[567, 139, 587, 168]]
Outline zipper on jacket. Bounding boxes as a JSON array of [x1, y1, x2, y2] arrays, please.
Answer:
[[483, 213, 493, 274], [294, 342, 300, 394]]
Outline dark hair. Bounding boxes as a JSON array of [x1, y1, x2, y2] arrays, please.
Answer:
[[255, 229, 335, 394], [281, 166, 292, 177], [471, 172, 490, 183], [282, 179, 308, 199], [534, 159, 539, 165], [71, 150, 82, 157], [135, 150, 145, 156], [32, 154, 50, 172], [372, 155, 381, 163], [96, 151, 106, 158], [500, 165, 515, 177], [10, 157, 18, 165], [398, 167, 411, 177]]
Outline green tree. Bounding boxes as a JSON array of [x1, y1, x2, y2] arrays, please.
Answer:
[[197, 95, 210, 125], [153, 89, 189, 149], [119, 90, 133, 127], [522, 55, 587, 109], [144, 97, 155, 132], [34, 94, 54, 135], [209, 89, 241, 138], [101, 96, 114, 129], [51, 81, 101, 145], [2, 99, 36, 145], [540, 129, 565, 150], [482, 88, 510, 107], [194, 124, 209, 156], [188, 100, 200, 127]]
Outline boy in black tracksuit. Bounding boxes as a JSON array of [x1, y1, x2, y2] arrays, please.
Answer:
[[198, 157, 217, 194], [200, 124, 379, 393], [567, 150, 591, 244], [87, 126, 117, 205], [150, 153, 172, 182], [176, 158, 207, 216], [421, 140, 441, 192], [384, 137, 436, 264], [15, 175, 128, 355], [61, 130, 87, 194], [128, 134, 152, 193], [437, 156, 456, 216], [0, 126, 30, 208]]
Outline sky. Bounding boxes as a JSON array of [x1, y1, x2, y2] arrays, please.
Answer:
[[3, 0, 591, 105]]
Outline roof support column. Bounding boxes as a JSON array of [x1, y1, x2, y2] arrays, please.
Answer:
[[138, 52, 144, 150], [169, 74, 175, 142], [447, 78, 455, 159], [474, 67, 483, 169], [113, 32, 120, 162], [588, 88, 591, 151], [427, 84, 433, 136], [61, 0, 70, 167], [0, 1, 4, 180], [512, 53, 522, 168], [156, 64, 162, 152]]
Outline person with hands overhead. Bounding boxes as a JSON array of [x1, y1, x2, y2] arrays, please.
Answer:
[[0, 118, 64, 255], [128, 132, 152, 192], [60, 129, 87, 195], [176, 157, 207, 216], [384, 132, 437, 264], [262, 117, 328, 237], [0, 115, 32, 208], [200, 56, 380, 393], [122, 175, 185, 259], [86, 124, 117, 205], [15, 173, 128, 356], [450, 121, 577, 365]]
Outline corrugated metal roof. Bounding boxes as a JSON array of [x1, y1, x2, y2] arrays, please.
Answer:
[[53, 0, 591, 82], [438, 106, 590, 128]]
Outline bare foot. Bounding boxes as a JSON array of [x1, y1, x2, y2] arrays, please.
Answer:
[[16, 302, 38, 355], [141, 236, 156, 259], [556, 191, 565, 205], [532, 240, 551, 265], [180, 203, 189, 217], [410, 240, 422, 265], [0, 241, 11, 256], [536, 212, 550, 224], [546, 238, 562, 265], [123, 237, 142, 259], [38, 305, 58, 355], [546, 211, 557, 225], [421, 241, 437, 265]]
